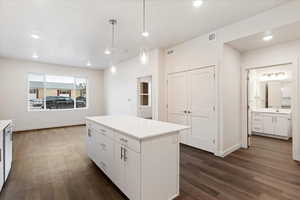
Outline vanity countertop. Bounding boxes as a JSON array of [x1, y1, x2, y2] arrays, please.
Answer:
[[252, 108, 291, 115]]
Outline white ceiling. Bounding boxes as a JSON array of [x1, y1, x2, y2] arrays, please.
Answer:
[[0, 0, 292, 69], [228, 21, 300, 52]]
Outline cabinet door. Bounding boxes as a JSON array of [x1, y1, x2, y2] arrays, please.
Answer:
[[263, 115, 275, 134], [4, 127, 13, 181], [124, 148, 140, 200], [187, 67, 216, 153], [113, 143, 125, 192], [86, 128, 95, 160], [100, 138, 114, 178], [274, 116, 289, 137], [0, 130, 4, 190]]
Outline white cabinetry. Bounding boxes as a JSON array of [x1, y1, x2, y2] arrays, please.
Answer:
[[0, 128, 3, 191], [252, 112, 291, 139], [86, 116, 184, 200], [113, 139, 140, 200]]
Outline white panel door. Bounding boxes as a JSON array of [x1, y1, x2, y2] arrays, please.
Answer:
[[168, 114, 189, 144], [263, 115, 275, 134], [187, 67, 216, 153], [274, 116, 289, 137], [124, 148, 140, 200], [167, 72, 189, 144]]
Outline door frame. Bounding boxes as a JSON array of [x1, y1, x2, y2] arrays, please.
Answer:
[[166, 65, 218, 154], [137, 75, 153, 119], [241, 58, 300, 161]]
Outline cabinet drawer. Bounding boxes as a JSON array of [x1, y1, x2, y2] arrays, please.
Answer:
[[88, 122, 114, 139], [115, 132, 141, 153]]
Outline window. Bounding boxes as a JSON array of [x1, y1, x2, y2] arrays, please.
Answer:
[[28, 73, 87, 111]]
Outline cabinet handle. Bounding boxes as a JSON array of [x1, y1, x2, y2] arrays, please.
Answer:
[[120, 147, 124, 160], [124, 148, 128, 162], [187, 111, 192, 114], [183, 110, 187, 114], [88, 129, 91, 137]]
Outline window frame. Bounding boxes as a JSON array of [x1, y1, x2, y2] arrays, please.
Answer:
[[27, 73, 88, 112]]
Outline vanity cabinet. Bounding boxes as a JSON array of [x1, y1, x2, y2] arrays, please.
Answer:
[[252, 112, 291, 139], [86, 116, 186, 200]]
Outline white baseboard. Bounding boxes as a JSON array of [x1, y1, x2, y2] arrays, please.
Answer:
[[216, 144, 241, 158], [294, 153, 300, 162]]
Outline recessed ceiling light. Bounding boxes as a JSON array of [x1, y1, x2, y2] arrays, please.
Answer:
[[263, 35, 273, 41], [193, 0, 203, 8], [142, 31, 149, 38], [86, 61, 91, 66], [104, 49, 111, 55], [31, 34, 40, 39], [32, 53, 39, 59]]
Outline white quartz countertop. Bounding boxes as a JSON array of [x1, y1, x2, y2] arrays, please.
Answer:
[[86, 115, 188, 140], [0, 120, 12, 131], [252, 108, 291, 115]]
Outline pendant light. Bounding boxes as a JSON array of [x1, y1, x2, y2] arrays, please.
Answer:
[[141, 0, 149, 37], [107, 19, 118, 73], [140, 0, 150, 64]]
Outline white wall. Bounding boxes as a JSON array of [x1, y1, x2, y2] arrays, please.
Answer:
[[162, 1, 300, 157], [242, 40, 300, 67], [104, 49, 164, 120], [0, 58, 104, 131], [220, 44, 241, 155]]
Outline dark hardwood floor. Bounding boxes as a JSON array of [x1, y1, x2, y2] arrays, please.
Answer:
[[0, 126, 299, 200]]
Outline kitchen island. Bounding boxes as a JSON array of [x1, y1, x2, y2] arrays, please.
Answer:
[[86, 115, 188, 200]]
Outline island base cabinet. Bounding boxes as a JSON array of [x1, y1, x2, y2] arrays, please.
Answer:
[[86, 120, 180, 200]]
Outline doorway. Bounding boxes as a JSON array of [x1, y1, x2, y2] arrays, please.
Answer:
[[246, 64, 295, 159], [137, 76, 152, 119]]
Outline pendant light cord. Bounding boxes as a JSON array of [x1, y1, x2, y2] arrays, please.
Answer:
[[111, 22, 115, 49], [143, 0, 146, 32]]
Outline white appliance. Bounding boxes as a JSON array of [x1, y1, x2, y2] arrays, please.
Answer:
[[3, 124, 12, 181]]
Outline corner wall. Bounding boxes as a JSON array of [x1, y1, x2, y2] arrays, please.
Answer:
[[219, 44, 241, 156]]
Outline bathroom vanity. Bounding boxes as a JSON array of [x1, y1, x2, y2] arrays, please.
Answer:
[[251, 109, 291, 139]]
